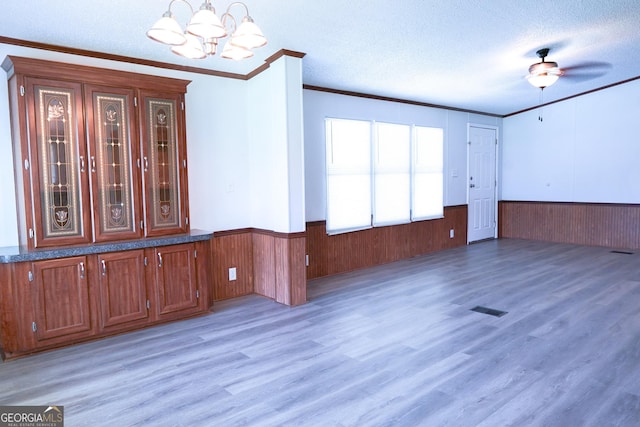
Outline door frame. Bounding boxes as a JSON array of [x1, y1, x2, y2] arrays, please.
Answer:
[[466, 123, 499, 244]]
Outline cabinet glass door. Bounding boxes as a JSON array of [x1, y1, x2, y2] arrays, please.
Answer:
[[141, 93, 189, 236], [27, 78, 90, 247], [86, 86, 141, 241]]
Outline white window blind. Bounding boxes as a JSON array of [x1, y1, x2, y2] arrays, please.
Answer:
[[373, 122, 411, 226], [412, 126, 444, 220], [325, 118, 372, 234], [325, 118, 444, 235]]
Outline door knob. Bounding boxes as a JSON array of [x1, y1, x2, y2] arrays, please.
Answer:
[[470, 184, 475, 188]]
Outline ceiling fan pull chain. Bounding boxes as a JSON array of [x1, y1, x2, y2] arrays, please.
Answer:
[[538, 88, 544, 122]]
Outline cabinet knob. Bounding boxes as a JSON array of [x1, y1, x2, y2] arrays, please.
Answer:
[[157, 252, 163, 268], [101, 259, 107, 276]]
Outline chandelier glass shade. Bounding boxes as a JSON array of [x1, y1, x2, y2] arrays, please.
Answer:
[[187, 4, 226, 39], [232, 17, 268, 49], [171, 33, 207, 59], [147, 0, 267, 60], [147, 13, 187, 46], [221, 40, 254, 60]]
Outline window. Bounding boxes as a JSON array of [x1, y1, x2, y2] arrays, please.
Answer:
[[325, 118, 443, 235], [325, 119, 372, 234], [373, 123, 411, 226], [412, 126, 444, 220]]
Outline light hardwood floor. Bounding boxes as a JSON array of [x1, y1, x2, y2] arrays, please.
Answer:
[[2, 238, 640, 426]]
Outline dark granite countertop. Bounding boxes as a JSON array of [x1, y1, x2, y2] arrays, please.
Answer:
[[0, 229, 213, 263]]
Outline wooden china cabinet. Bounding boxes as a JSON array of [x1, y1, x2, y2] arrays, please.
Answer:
[[5, 57, 190, 248], [0, 57, 210, 359]]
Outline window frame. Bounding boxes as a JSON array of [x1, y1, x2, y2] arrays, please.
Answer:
[[325, 118, 444, 235]]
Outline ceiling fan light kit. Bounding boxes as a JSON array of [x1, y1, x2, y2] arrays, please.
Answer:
[[147, 0, 267, 60], [527, 48, 562, 89]]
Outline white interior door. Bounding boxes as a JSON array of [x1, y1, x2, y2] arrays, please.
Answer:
[[468, 125, 497, 243]]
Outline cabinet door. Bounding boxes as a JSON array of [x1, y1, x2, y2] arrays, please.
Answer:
[[140, 92, 189, 237], [152, 244, 200, 319], [0, 263, 38, 356], [85, 85, 143, 242], [25, 78, 91, 248], [96, 250, 149, 330], [32, 256, 94, 342]]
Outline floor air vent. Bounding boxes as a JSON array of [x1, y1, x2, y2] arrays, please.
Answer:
[[471, 306, 508, 317], [610, 250, 634, 255]]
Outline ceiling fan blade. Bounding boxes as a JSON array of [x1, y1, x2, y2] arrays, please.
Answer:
[[562, 61, 612, 73], [561, 71, 609, 83], [559, 61, 612, 83]]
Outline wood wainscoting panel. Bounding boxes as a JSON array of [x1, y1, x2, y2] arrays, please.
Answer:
[[306, 205, 468, 280], [252, 232, 276, 300], [306, 221, 329, 279], [253, 231, 307, 306], [499, 201, 640, 249], [211, 230, 254, 301], [274, 235, 307, 306], [212, 229, 307, 306]]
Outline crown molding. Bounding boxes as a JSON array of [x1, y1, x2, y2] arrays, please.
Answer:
[[0, 36, 305, 82]]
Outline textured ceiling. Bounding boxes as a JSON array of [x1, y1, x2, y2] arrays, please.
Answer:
[[2, 0, 640, 116]]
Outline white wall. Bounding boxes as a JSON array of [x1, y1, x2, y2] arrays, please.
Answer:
[[248, 55, 305, 233], [302, 89, 502, 221], [284, 57, 306, 233], [184, 73, 251, 232], [0, 43, 305, 247], [502, 80, 640, 203]]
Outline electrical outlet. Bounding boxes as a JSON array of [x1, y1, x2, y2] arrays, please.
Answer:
[[229, 267, 237, 281], [449, 229, 455, 239]]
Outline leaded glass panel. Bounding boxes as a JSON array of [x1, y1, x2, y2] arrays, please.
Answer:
[[93, 93, 135, 235], [36, 87, 83, 239], [146, 98, 180, 230]]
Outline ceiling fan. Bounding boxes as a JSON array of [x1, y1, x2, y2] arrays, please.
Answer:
[[527, 48, 561, 89], [526, 47, 612, 121], [526, 48, 563, 122], [526, 47, 612, 89]]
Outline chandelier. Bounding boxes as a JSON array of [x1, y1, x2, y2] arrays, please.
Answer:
[[147, 0, 267, 60]]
